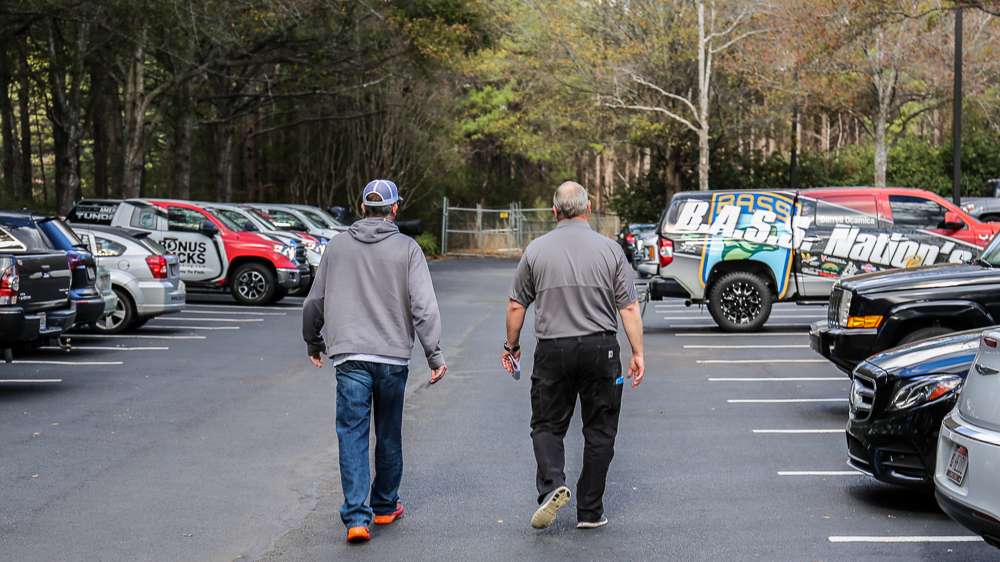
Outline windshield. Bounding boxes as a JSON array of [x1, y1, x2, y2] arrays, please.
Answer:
[[299, 209, 333, 228], [979, 233, 1000, 266], [212, 208, 253, 231]]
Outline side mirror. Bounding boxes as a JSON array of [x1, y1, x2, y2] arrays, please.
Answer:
[[200, 220, 219, 236], [244, 222, 259, 232], [940, 211, 966, 231]]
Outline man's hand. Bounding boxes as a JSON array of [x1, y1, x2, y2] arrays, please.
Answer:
[[501, 349, 522, 375], [309, 353, 324, 368], [627, 353, 645, 388], [430, 364, 448, 384]]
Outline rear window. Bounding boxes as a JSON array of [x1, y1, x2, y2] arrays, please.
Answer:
[[139, 237, 166, 254], [0, 219, 52, 253], [67, 201, 119, 225], [38, 219, 85, 250]]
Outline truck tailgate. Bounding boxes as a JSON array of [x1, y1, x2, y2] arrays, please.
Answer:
[[14, 253, 72, 312]]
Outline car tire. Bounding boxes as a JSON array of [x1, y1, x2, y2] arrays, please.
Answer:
[[707, 271, 773, 332], [94, 288, 134, 334], [231, 263, 277, 305], [898, 326, 953, 345]]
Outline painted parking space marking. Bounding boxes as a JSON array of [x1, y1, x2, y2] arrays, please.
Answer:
[[69, 334, 207, 340], [142, 325, 239, 331], [777, 470, 863, 476], [727, 398, 847, 404], [684, 344, 809, 349], [664, 315, 825, 320], [181, 309, 288, 316], [699, 359, 827, 364], [709, 377, 842, 381], [186, 303, 302, 311], [752, 429, 844, 434], [671, 332, 806, 337], [828, 536, 984, 543], [5, 360, 124, 366], [153, 317, 263, 323], [0, 379, 62, 383], [41, 346, 169, 352]]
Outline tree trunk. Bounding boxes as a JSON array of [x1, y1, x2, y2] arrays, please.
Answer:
[[214, 123, 234, 201], [171, 92, 193, 199], [873, 110, 888, 187], [0, 38, 18, 200], [696, 0, 710, 191], [46, 17, 88, 215], [88, 54, 115, 198], [121, 26, 147, 199], [17, 40, 31, 202]]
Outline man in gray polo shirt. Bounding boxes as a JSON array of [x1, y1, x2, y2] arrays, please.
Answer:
[[501, 181, 645, 531]]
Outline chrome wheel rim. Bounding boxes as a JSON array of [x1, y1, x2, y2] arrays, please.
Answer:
[[237, 270, 267, 301], [718, 281, 763, 325], [98, 298, 127, 331]]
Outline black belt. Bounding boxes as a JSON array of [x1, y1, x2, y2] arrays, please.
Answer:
[[539, 331, 616, 344]]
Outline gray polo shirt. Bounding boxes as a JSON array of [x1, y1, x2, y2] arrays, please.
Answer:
[[511, 220, 639, 339]]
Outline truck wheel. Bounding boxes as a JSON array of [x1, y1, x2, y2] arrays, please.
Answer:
[[707, 271, 773, 332], [898, 326, 953, 345], [231, 263, 277, 305], [94, 288, 134, 334]]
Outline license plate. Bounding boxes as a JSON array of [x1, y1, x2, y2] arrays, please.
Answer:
[[38, 312, 46, 332], [946, 444, 969, 486]]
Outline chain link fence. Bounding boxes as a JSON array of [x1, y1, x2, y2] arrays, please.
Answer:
[[440, 198, 620, 256]]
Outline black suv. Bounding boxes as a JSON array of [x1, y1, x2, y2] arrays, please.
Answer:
[[811, 233, 1000, 374]]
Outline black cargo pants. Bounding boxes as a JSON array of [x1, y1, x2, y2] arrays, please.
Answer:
[[530, 332, 623, 523]]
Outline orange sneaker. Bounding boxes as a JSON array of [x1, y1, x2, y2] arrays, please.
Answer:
[[346, 526, 371, 544], [374, 503, 405, 525]]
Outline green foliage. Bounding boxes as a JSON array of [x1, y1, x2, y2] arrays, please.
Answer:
[[414, 232, 440, 256], [610, 171, 670, 224]]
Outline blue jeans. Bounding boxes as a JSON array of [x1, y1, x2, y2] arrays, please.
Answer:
[[335, 360, 409, 528]]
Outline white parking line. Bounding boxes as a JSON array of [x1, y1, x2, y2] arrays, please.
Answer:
[[670, 332, 806, 337], [699, 359, 827, 364], [7, 360, 124, 366], [684, 344, 809, 349], [69, 334, 207, 340], [663, 314, 826, 320], [41, 346, 169, 352], [181, 310, 287, 316], [142, 326, 239, 331], [0, 379, 62, 383], [187, 303, 302, 311], [778, 470, 862, 476], [709, 377, 842, 381], [753, 429, 844, 434], [728, 398, 847, 404], [152, 317, 263, 323], [828, 536, 984, 543]]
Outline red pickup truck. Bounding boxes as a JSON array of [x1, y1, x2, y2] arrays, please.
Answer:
[[68, 199, 310, 305]]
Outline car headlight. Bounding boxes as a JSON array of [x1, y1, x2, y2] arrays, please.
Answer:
[[887, 374, 963, 411], [837, 289, 852, 326]]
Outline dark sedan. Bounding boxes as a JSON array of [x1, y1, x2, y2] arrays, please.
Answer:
[[847, 328, 984, 487]]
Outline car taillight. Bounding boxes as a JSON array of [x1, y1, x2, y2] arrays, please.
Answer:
[[658, 237, 673, 267], [984, 336, 998, 349], [0, 261, 18, 305], [625, 233, 635, 244], [145, 255, 168, 279]]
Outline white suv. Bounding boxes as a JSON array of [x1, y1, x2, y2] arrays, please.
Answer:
[[935, 329, 1000, 549]]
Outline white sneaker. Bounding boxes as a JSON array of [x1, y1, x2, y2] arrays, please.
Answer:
[[577, 515, 609, 529], [531, 486, 572, 529]]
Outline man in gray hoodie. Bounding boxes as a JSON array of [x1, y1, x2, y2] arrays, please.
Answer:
[[302, 179, 447, 544]]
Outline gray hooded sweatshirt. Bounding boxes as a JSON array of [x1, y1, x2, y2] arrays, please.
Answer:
[[302, 218, 445, 369]]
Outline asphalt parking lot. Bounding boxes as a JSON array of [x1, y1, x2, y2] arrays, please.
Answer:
[[1, 258, 995, 561]]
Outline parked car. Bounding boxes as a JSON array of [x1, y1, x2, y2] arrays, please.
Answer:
[[935, 329, 1000, 548], [96, 265, 118, 323], [243, 203, 343, 240], [0, 218, 76, 359], [1, 213, 107, 328], [203, 203, 323, 272], [847, 329, 983, 487], [68, 199, 309, 305], [279, 204, 348, 233], [650, 187, 999, 331], [811, 231, 1000, 374], [71, 225, 186, 333], [960, 179, 1000, 222], [617, 223, 656, 265]]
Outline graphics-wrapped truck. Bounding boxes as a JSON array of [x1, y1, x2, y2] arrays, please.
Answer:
[[649, 187, 1000, 331]]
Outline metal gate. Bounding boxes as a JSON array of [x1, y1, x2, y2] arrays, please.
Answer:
[[441, 198, 620, 256]]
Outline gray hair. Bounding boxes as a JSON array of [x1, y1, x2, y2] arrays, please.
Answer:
[[553, 181, 589, 219]]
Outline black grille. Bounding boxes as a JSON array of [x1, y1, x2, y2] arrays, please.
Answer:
[[828, 288, 842, 327], [850, 372, 876, 421]]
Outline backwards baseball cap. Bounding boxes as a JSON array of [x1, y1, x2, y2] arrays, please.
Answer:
[[362, 179, 403, 207]]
